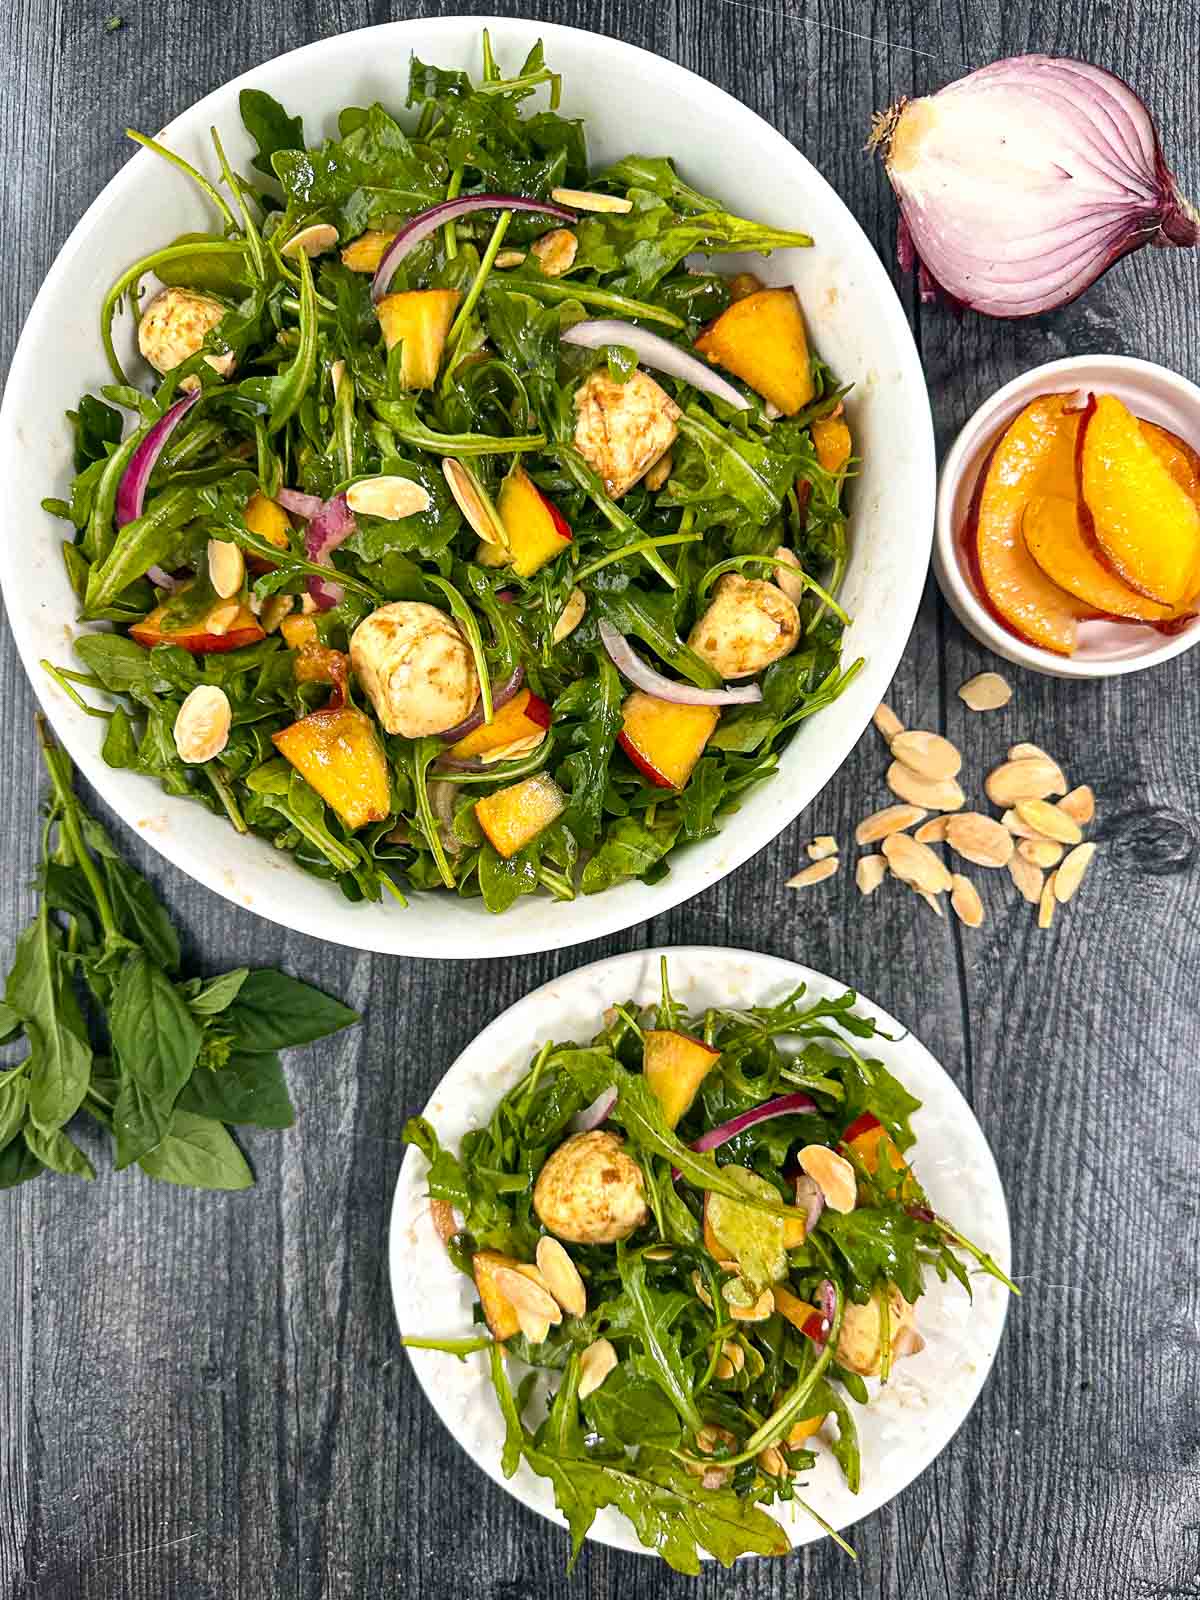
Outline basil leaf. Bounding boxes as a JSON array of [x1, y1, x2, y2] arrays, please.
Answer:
[[112, 1074, 171, 1169], [0, 1073, 29, 1152], [6, 919, 93, 1131], [184, 969, 250, 1017], [0, 999, 21, 1045], [136, 1110, 253, 1190], [176, 1051, 295, 1129], [24, 1123, 96, 1180], [109, 953, 202, 1112], [223, 970, 358, 1051], [103, 857, 181, 972], [0, 1135, 44, 1190], [101, 705, 138, 769]]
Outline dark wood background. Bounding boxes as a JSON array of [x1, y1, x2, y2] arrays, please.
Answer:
[[3, 2, 1198, 1596]]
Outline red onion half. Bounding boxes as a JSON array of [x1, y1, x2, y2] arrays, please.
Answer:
[[599, 620, 762, 707], [277, 486, 325, 519], [690, 1091, 818, 1156], [303, 494, 356, 610], [874, 55, 1198, 317], [570, 1089, 618, 1133], [562, 318, 750, 411], [371, 194, 576, 302], [115, 386, 201, 532]]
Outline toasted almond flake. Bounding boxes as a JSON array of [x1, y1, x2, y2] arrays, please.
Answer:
[[882, 832, 954, 895], [578, 1337, 618, 1398], [282, 222, 339, 258], [886, 761, 966, 812], [173, 685, 231, 764], [798, 1145, 856, 1213], [873, 702, 905, 741], [772, 545, 805, 603], [855, 803, 926, 845], [494, 249, 527, 269], [515, 1309, 552, 1343], [536, 1237, 587, 1318], [1059, 785, 1095, 825], [260, 594, 294, 635], [785, 858, 839, 889], [758, 1446, 787, 1478], [950, 873, 984, 928], [1001, 808, 1042, 840], [207, 538, 245, 599], [717, 1340, 745, 1378], [1038, 875, 1057, 929], [691, 1271, 714, 1310], [644, 1246, 675, 1262], [1007, 853, 1044, 904], [429, 1198, 458, 1245], [855, 854, 888, 896], [985, 758, 1067, 807], [915, 815, 949, 845], [1008, 742, 1050, 763], [552, 587, 586, 643], [530, 227, 578, 276], [345, 475, 433, 521], [728, 1287, 775, 1323], [442, 457, 506, 546], [203, 600, 241, 637], [890, 729, 963, 781], [1014, 799, 1083, 846], [945, 812, 1014, 868], [1018, 838, 1063, 868], [915, 887, 945, 917], [806, 835, 838, 861], [480, 731, 547, 764], [551, 186, 633, 213], [958, 671, 1012, 711], [644, 450, 673, 492], [492, 1266, 563, 1328], [330, 358, 346, 398], [1054, 842, 1096, 902]]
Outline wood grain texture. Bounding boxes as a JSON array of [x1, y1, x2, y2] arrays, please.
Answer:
[[2, 1, 1199, 1596]]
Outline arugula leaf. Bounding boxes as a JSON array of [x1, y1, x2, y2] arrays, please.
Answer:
[[581, 815, 678, 895], [239, 88, 305, 178], [272, 104, 443, 233], [615, 1245, 701, 1430]]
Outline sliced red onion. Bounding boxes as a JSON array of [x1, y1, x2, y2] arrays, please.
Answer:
[[277, 487, 324, 519], [303, 493, 356, 610], [371, 193, 576, 302], [689, 1091, 818, 1156], [428, 778, 462, 856], [599, 620, 762, 706], [874, 54, 1198, 318], [570, 1089, 618, 1133], [438, 666, 525, 743], [562, 318, 750, 410], [794, 1173, 825, 1235], [145, 564, 182, 592], [816, 1277, 836, 1342], [115, 387, 201, 529]]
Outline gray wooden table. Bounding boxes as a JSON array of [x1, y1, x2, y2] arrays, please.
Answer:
[[3, 2, 1198, 1596]]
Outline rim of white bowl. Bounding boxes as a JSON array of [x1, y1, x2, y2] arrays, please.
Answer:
[[934, 353, 1200, 681], [0, 15, 935, 957]]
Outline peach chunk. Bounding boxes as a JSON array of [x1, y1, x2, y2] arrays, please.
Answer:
[[642, 1029, 720, 1128], [1078, 394, 1200, 606], [272, 705, 391, 830], [491, 468, 572, 578], [448, 689, 552, 761], [1023, 495, 1171, 622], [130, 587, 265, 655], [617, 692, 720, 790], [474, 773, 566, 859], [472, 1249, 523, 1341], [376, 289, 462, 390], [695, 287, 814, 414], [772, 1283, 825, 1344], [812, 415, 852, 474]]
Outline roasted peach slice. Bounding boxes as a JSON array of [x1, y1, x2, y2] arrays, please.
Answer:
[[447, 688, 552, 761], [130, 587, 265, 655], [772, 1283, 825, 1344], [1078, 394, 1200, 606], [840, 1111, 917, 1201], [493, 467, 572, 578], [617, 692, 719, 790], [812, 414, 852, 474], [272, 704, 390, 830], [642, 1029, 720, 1128], [376, 289, 462, 390], [1023, 495, 1171, 622], [695, 287, 814, 414], [472, 1249, 523, 1341], [474, 772, 566, 859]]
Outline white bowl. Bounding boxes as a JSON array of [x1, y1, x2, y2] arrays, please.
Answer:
[[391, 947, 1012, 1560], [934, 354, 1200, 680], [0, 15, 935, 958]]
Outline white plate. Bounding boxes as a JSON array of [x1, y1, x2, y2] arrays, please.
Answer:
[[0, 15, 935, 958], [390, 946, 1011, 1560]]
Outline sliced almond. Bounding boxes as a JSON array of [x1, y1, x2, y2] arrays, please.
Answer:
[[578, 1337, 617, 1399], [551, 186, 633, 213], [691, 1271, 714, 1311], [530, 227, 578, 276], [1038, 875, 1057, 929], [855, 803, 926, 845], [535, 1237, 587, 1318], [914, 815, 949, 845], [515, 1309, 553, 1344], [714, 1339, 745, 1380], [958, 671, 1011, 712], [728, 1287, 775, 1323], [207, 538, 245, 599], [1008, 742, 1051, 763], [442, 457, 507, 546], [985, 758, 1067, 807], [552, 586, 586, 643], [330, 358, 346, 399], [855, 854, 888, 896], [945, 813, 1014, 868], [480, 731, 546, 764], [806, 835, 838, 861], [798, 1145, 856, 1213], [949, 873, 984, 928], [757, 1446, 787, 1478], [886, 761, 966, 812], [260, 594, 294, 634], [282, 222, 339, 258], [205, 600, 242, 637], [1014, 799, 1083, 846], [890, 730, 962, 781], [915, 887, 945, 917], [873, 702, 905, 741], [492, 1266, 563, 1329], [1054, 842, 1096, 903], [882, 832, 954, 895], [644, 1246, 676, 1262], [173, 685, 231, 764], [1001, 807, 1043, 840], [644, 450, 673, 492], [494, 249, 527, 269], [785, 858, 838, 889], [1007, 853, 1044, 904], [345, 475, 433, 521], [1059, 785, 1095, 825], [772, 546, 805, 604], [1018, 838, 1063, 868]]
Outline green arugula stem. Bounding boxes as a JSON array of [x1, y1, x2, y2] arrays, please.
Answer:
[[101, 241, 250, 384], [446, 210, 512, 357], [427, 577, 493, 725], [39, 662, 112, 721], [210, 126, 266, 281], [34, 717, 120, 944], [125, 129, 237, 231], [556, 448, 679, 588], [512, 278, 685, 330], [573, 532, 700, 585], [403, 1333, 493, 1358], [442, 166, 465, 259], [934, 1216, 1021, 1295]]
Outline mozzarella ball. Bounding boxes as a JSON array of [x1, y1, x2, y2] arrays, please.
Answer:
[[533, 1130, 648, 1246], [688, 573, 800, 679], [138, 288, 235, 378], [350, 601, 479, 738], [836, 1285, 922, 1376]]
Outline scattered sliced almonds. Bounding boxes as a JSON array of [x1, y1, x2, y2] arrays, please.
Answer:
[[1038, 876, 1057, 930], [890, 729, 962, 781], [207, 538, 245, 599], [915, 887, 945, 917], [855, 803, 926, 845], [950, 873, 984, 927], [715, 1340, 745, 1380], [1059, 785, 1095, 825], [551, 186, 633, 213], [644, 451, 674, 493], [282, 222, 339, 258], [886, 761, 966, 811], [881, 832, 953, 895], [985, 757, 1067, 807], [494, 249, 527, 269], [798, 1144, 857, 1213], [945, 812, 1014, 868], [530, 227, 578, 276], [1008, 853, 1044, 904], [914, 815, 949, 845], [727, 1287, 775, 1323], [535, 1237, 587, 1318], [173, 685, 231, 764], [346, 474, 433, 521], [551, 587, 587, 644], [493, 1266, 562, 1331], [872, 702, 905, 742], [578, 1337, 618, 1398], [1055, 842, 1096, 902], [1001, 807, 1042, 840], [958, 671, 1011, 711], [1018, 838, 1064, 868], [786, 858, 838, 889], [806, 835, 838, 861], [855, 854, 888, 896], [1014, 799, 1083, 846]]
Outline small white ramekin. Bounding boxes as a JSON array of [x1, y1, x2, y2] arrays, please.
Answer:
[[934, 354, 1200, 679]]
